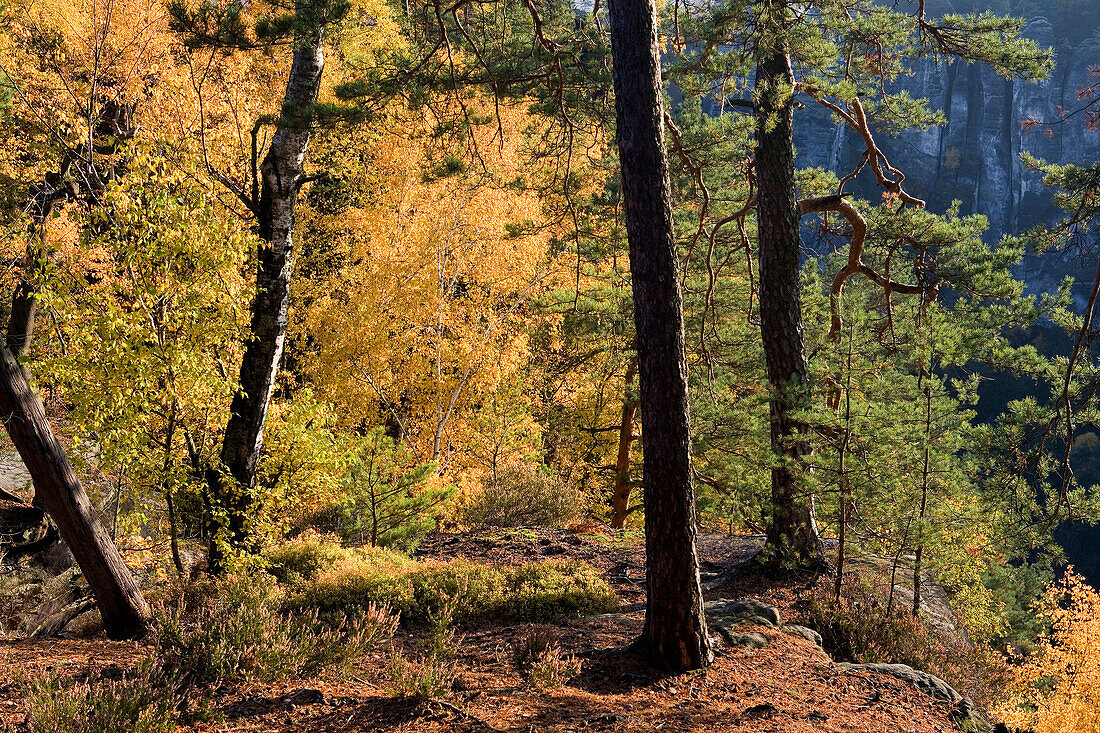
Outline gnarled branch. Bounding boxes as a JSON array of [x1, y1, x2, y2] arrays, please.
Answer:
[[799, 195, 929, 339]]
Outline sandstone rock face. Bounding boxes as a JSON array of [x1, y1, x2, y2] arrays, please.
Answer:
[[783, 19, 1100, 302]]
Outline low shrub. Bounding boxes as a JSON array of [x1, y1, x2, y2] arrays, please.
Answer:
[[289, 558, 620, 628], [511, 626, 561, 673], [156, 571, 397, 685], [24, 666, 178, 733], [388, 594, 459, 700], [264, 533, 356, 583], [460, 464, 581, 528], [264, 533, 417, 584], [806, 578, 1010, 706], [511, 626, 581, 689], [527, 645, 581, 689]]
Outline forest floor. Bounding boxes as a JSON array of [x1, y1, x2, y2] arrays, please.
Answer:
[[0, 528, 968, 732]]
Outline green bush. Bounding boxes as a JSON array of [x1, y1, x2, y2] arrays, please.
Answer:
[[24, 666, 178, 733], [288, 558, 620, 627], [264, 533, 416, 583], [156, 571, 397, 685], [459, 464, 582, 528], [265, 533, 356, 583]]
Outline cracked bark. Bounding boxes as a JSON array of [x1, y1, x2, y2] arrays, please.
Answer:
[[754, 49, 825, 570], [608, 0, 712, 671]]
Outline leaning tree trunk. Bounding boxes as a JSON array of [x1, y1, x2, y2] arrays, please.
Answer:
[[0, 342, 150, 639], [754, 47, 825, 570], [0, 100, 149, 638], [607, 0, 712, 672], [207, 20, 326, 571]]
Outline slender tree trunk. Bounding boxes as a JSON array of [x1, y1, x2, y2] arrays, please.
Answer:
[[608, 0, 712, 672], [754, 44, 824, 570], [610, 358, 638, 529], [914, 380, 932, 616], [207, 17, 326, 570], [0, 342, 150, 639], [835, 326, 854, 600]]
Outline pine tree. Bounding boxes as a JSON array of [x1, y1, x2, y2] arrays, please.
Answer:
[[607, 0, 712, 671], [677, 0, 1050, 569]]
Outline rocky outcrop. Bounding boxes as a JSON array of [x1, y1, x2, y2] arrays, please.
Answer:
[[784, 18, 1100, 303], [703, 597, 992, 732]]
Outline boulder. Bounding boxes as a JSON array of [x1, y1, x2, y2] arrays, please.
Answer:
[[705, 598, 782, 628], [839, 662, 960, 703], [781, 624, 823, 648]]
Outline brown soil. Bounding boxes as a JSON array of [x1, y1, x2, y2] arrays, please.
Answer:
[[0, 528, 964, 732]]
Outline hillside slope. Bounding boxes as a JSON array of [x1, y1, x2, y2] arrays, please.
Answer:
[[0, 529, 987, 732]]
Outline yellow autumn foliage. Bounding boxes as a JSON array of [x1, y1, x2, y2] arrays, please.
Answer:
[[995, 569, 1100, 733], [300, 102, 576, 491]]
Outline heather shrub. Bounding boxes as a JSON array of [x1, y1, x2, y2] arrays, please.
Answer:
[[527, 645, 581, 689], [155, 571, 397, 685], [388, 593, 459, 699], [24, 666, 178, 733], [264, 533, 356, 583], [289, 558, 620, 627], [511, 626, 580, 689], [511, 625, 561, 673], [806, 577, 1009, 705], [460, 464, 581, 528], [263, 532, 418, 585]]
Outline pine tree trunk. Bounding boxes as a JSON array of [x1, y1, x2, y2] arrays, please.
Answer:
[[0, 342, 150, 639], [609, 358, 638, 530], [208, 20, 326, 569], [607, 0, 712, 671], [754, 48, 825, 570]]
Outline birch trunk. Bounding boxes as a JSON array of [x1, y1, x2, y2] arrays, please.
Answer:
[[208, 15, 326, 569]]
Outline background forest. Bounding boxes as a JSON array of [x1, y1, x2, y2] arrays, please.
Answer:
[[1, 0, 1100, 730]]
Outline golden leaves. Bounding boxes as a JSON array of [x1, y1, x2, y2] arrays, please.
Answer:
[[299, 101, 574, 486], [996, 569, 1100, 733]]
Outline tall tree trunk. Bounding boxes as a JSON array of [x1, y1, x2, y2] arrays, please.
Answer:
[[609, 358, 638, 529], [607, 0, 712, 672], [0, 342, 150, 639], [754, 45, 824, 570], [207, 17, 326, 570], [914, 377, 933, 616]]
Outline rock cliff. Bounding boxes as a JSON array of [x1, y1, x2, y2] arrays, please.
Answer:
[[789, 18, 1100, 300]]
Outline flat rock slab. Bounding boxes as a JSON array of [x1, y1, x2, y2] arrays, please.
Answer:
[[839, 662, 960, 702]]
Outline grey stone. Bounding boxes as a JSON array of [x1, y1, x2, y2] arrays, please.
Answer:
[[282, 689, 326, 706], [781, 624, 823, 647], [839, 662, 961, 703], [716, 630, 769, 650], [705, 598, 782, 627]]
